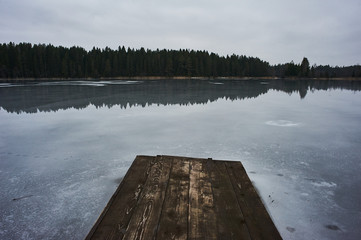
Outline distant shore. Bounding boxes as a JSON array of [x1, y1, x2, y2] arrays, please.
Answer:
[[1, 76, 361, 83]]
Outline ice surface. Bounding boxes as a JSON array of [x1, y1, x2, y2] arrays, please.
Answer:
[[0, 80, 361, 240], [265, 120, 300, 127]]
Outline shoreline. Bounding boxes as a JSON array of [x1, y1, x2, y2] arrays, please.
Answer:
[[1, 76, 361, 82]]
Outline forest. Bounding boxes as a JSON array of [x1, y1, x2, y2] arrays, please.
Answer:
[[1, 42, 360, 79]]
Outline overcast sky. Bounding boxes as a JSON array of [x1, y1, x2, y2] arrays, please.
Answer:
[[1, 0, 360, 66]]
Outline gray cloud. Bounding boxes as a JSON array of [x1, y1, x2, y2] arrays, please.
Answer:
[[1, 0, 360, 66]]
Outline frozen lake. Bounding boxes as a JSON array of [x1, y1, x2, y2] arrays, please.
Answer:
[[0, 79, 361, 240]]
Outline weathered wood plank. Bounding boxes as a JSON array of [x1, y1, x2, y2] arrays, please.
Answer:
[[208, 160, 251, 240], [156, 157, 190, 240], [85, 155, 154, 240], [188, 158, 217, 240], [225, 161, 282, 240], [122, 155, 172, 240]]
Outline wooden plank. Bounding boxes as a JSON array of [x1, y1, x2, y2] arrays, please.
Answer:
[[156, 157, 190, 240], [122, 155, 173, 240], [208, 160, 252, 240], [86, 155, 282, 240], [85, 155, 154, 240], [188, 158, 217, 240], [225, 161, 282, 240]]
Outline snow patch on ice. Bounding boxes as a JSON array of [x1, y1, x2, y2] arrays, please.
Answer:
[[34, 80, 142, 87], [326, 190, 335, 196], [265, 120, 300, 127], [9, 176, 19, 183], [0, 83, 25, 87], [79, 83, 106, 87], [312, 181, 337, 188], [96, 80, 142, 85], [110, 80, 143, 85], [244, 151, 251, 155], [209, 82, 224, 85], [299, 162, 309, 166]]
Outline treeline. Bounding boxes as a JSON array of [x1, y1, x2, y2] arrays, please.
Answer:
[[272, 60, 361, 78], [1, 42, 360, 78]]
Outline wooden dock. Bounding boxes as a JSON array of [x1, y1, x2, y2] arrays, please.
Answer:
[[85, 155, 282, 240]]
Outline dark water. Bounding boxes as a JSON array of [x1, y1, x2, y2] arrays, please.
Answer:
[[0, 79, 360, 240]]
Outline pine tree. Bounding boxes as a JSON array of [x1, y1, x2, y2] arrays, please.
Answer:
[[300, 57, 310, 77]]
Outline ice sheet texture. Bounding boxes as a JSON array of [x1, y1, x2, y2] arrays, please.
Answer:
[[0, 79, 361, 240]]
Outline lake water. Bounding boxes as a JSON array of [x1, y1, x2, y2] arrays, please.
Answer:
[[0, 79, 360, 240]]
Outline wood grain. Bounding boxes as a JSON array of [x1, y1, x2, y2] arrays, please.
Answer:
[[156, 157, 189, 240], [209, 160, 251, 240], [225, 161, 282, 240], [122, 155, 172, 240], [188, 158, 217, 240], [85, 155, 154, 240]]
